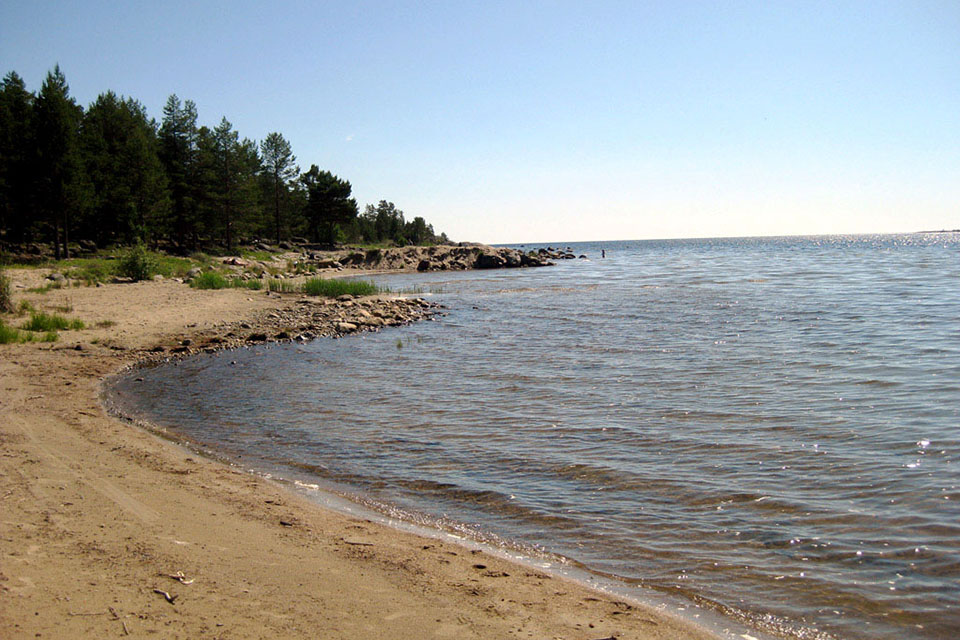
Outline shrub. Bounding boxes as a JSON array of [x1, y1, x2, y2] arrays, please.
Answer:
[[116, 243, 156, 281], [0, 268, 12, 313]]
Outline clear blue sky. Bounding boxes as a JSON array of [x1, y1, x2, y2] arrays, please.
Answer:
[[2, 1, 958, 243]]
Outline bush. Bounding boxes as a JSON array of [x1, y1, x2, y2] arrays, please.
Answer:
[[116, 244, 156, 281], [0, 269, 12, 313]]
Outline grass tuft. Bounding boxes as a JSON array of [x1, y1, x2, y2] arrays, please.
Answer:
[[191, 272, 264, 290], [190, 271, 229, 289], [302, 277, 380, 298], [267, 279, 297, 293], [21, 311, 85, 332], [26, 281, 63, 294], [0, 268, 13, 313], [0, 319, 59, 343]]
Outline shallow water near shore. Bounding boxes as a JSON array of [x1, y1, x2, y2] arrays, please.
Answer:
[[110, 233, 960, 640]]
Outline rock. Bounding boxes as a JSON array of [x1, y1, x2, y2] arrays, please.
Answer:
[[475, 251, 507, 269], [247, 332, 268, 341], [278, 241, 293, 250], [152, 274, 165, 282], [255, 242, 274, 252], [47, 273, 67, 283], [187, 267, 203, 279], [417, 259, 431, 272], [223, 257, 247, 266], [336, 294, 355, 302], [315, 258, 338, 268], [336, 322, 357, 332]]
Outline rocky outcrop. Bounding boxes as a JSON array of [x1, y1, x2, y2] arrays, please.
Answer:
[[305, 244, 553, 273], [144, 295, 443, 359]]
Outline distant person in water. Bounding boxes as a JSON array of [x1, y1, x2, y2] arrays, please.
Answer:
[[601, 249, 606, 258]]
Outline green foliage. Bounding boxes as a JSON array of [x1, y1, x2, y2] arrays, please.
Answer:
[[26, 281, 62, 294], [302, 277, 379, 298], [267, 278, 296, 293], [232, 278, 262, 290], [21, 311, 84, 332], [33, 65, 84, 260], [80, 91, 168, 245], [188, 271, 261, 290], [116, 243, 156, 281], [0, 320, 29, 343], [260, 132, 298, 244], [189, 271, 229, 289], [0, 268, 12, 313], [356, 201, 444, 247], [300, 165, 357, 246], [0, 67, 449, 254]]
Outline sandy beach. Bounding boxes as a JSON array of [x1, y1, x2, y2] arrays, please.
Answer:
[[1, 268, 718, 640]]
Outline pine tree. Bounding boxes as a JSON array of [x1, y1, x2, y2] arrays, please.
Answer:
[[202, 118, 261, 251], [259, 132, 297, 245], [33, 65, 84, 259], [300, 165, 357, 246], [80, 91, 167, 244], [159, 95, 199, 251], [0, 71, 34, 244]]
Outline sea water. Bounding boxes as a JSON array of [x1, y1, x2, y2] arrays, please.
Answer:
[[109, 234, 960, 639]]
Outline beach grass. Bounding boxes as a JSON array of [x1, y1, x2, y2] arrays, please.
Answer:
[[191, 271, 265, 291], [26, 281, 63, 294], [189, 272, 230, 289], [0, 318, 58, 344], [267, 278, 297, 293], [0, 268, 13, 313], [302, 277, 380, 298], [21, 311, 85, 332]]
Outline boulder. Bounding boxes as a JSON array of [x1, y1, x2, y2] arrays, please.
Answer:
[[417, 259, 431, 272], [475, 251, 507, 269]]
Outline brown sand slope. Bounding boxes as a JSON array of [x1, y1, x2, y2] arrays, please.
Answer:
[[0, 273, 718, 639]]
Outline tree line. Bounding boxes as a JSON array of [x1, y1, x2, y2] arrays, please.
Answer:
[[0, 66, 449, 259]]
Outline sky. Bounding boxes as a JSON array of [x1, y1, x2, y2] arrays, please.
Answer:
[[1, 1, 958, 244]]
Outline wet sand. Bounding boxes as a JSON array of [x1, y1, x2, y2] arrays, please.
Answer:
[[0, 269, 718, 639]]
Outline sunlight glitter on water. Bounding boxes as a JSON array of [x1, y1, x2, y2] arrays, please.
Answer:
[[110, 234, 960, 640]]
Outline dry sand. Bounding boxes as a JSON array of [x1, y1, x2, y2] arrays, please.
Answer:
[[1, 269, 720, 639]]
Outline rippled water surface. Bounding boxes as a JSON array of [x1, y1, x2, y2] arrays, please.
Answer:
[[111, 234, 960, 639]]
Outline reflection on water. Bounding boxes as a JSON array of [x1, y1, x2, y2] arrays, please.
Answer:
[[110, 234, 960, 640]]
